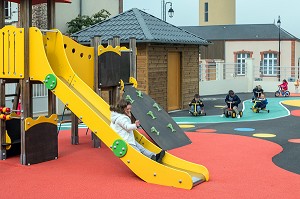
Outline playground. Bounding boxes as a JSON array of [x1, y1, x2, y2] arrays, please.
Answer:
[[1, 92, 300, 198], [1, 1, 300, 197]]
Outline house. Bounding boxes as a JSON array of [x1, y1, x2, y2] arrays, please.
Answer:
[[181, 24, 300, 95], [72, 8, 210, 111], [182, 24, 300, 78]]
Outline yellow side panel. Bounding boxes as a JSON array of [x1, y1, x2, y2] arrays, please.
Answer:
[[0, 26, 24, 79], [25, 114, 58, 131], [63, 36, 94, 89]]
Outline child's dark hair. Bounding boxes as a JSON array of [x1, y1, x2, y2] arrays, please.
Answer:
[[194, 94, 200, 98], [283, 79, 287, 83], [110, 99, 131, 114]]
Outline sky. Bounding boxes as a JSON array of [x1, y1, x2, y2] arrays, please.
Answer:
[[123, 0, 300, 38]]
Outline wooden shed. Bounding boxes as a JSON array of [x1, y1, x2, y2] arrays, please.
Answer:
[[73, 8, 210, 111]]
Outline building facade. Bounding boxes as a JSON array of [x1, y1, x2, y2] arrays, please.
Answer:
[[199, 0, 235, 26]]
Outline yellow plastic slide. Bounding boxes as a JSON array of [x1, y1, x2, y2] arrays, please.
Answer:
[[29, 27, 209, 189]]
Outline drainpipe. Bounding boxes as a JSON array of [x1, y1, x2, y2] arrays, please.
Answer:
[[79, 0, 82, 16]]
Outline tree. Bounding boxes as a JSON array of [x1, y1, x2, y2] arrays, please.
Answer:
[[66, 9, 111, 34]]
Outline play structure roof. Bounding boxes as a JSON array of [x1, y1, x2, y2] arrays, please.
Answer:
[[181, 24, 299, 41], [11, 0, 71, 4], [72, 8, 210, 45]]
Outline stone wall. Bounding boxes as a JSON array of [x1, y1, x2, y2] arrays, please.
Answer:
[[136, 43, 199, 110], [32, 3, 47, 29]]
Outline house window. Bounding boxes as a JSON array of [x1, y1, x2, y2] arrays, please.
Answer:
[[236, 53, 250, 75], [204, 2, 208, 22], [4, 1, 11, 19], [262, 53, 278, 75]]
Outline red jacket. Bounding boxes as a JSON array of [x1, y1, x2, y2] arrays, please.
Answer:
[[279, 81, 288, 90]]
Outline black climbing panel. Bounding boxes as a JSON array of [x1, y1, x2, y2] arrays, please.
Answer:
[[124, 85, 192, 150]]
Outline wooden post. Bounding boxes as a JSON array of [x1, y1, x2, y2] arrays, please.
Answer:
[[0, 0, 4, 28], [112, 36, 120, 105], [129, 37, 137, 79], [90, 35, 102, 148], [47, 0, 56, 116], [0, 80, 6, 160], [0, 0, 6, 160], [71, 113, 79, 145], [20, 0, 32, 165]]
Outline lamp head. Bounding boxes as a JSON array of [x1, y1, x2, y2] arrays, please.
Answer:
[[277, 15, 281, 26], [168, 7, 174, 18]]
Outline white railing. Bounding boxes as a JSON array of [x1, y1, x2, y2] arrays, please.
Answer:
[[199, 59, 300, 95]]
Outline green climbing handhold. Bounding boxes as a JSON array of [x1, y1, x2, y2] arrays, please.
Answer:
[[167, 123, 176, 132], [44, 74, 57, 90], [125, 95, 134, 103], [151, 127, 159, 135], [153, 103, 161, 111], [112, 139, 127, 158], [136, 90, 143, 98], [147, 111, 156, 119]]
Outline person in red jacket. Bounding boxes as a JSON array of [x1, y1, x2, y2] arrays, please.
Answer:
[[279, 79, 288, 91]]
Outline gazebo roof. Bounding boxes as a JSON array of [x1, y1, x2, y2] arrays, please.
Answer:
[[10, 0, 71, 4]]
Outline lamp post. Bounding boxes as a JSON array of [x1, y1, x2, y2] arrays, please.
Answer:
[[162, 0, 174, 21], [277, 15, 281, 81]]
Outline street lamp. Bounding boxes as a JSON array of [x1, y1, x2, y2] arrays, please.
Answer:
[[162, 0, 174, 21], [277, 15, 281, 81]]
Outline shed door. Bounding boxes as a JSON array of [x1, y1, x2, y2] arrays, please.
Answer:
[[167, 52, 181, 111]]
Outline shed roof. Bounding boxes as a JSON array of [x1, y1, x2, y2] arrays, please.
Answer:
[[72, 8, 210, 45], [181, 24, 298, 41]]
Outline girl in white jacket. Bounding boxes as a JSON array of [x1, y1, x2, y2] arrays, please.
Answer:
[[110, 99, 165, 163]]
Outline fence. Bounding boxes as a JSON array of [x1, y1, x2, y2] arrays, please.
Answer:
[[199, 59, 300, 96]]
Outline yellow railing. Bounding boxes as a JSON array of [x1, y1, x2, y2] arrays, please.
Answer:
[[0, 26, 24, 79]]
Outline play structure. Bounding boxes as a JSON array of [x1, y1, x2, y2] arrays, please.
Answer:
[[0, 24, 209, 189]]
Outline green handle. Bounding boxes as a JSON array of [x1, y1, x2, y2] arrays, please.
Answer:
[[151, 127, 159, 135], [136, 90, 143, 98], [167, 123, 176, 132], [147, 111, 156, 119], [125, 95, 134, 103], [153, 103, 161, 111]]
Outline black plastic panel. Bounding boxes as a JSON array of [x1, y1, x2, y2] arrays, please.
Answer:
[[123, 85, 191, 150]]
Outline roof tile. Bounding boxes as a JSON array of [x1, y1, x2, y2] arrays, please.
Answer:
[[72, 8, 210, 45]]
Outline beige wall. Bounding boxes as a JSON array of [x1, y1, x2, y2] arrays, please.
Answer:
[[199, 0, 236, 26], [55, 0, 120, 33], [225, 40, 299, 67]]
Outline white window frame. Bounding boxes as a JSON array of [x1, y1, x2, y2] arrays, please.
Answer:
[[262, 53, 278, 76], [4, 2, 18, 23], [4, 1, 11, 19], [236, 53, 250, 75]]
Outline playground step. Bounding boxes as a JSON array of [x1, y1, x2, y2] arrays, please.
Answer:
[[192, 176, 205, 187]]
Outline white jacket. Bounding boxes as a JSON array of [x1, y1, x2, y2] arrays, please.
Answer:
[[110, 111, 137, 146]]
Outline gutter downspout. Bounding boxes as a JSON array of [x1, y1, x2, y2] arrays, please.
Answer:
[[79, 0, 82, 16]]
